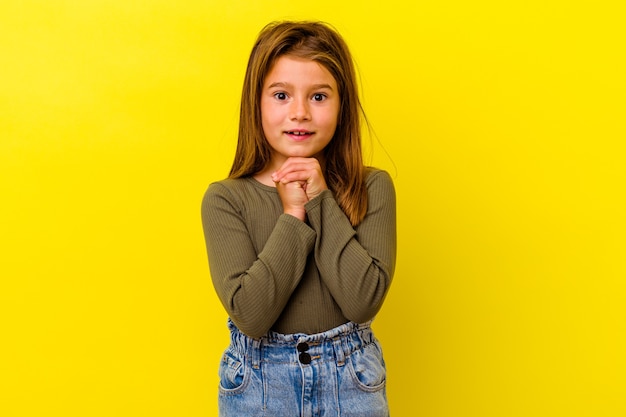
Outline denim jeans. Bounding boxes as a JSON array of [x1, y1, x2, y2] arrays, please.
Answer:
[[218, 319, 389, 417]]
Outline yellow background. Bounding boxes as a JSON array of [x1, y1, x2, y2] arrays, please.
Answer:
[[1, 0, 624, 416]]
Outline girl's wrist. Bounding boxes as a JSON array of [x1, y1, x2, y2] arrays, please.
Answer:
[[284, 208, 306, 222]]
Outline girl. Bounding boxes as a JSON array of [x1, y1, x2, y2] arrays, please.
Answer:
[[201, 21, 396, 416]]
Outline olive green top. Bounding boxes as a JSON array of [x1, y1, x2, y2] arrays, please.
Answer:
[[201, 168, 396, 339]]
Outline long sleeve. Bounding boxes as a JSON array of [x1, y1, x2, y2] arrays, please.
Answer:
[[304, 170, 397, 323], [201, 181, 316, 338]]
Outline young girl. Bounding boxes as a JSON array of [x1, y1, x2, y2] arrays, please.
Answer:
[[201, 21, 396, 416]]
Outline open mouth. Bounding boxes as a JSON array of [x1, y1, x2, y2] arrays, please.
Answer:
[[286, 130, 313, 136]]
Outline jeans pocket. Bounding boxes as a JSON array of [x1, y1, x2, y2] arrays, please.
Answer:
[[218, 348, 250, 394], [347, 341, 387, 392]]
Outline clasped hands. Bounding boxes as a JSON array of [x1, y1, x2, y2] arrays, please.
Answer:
[[271, 157, 327, 221]]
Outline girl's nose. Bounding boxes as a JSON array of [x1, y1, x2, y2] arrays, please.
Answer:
[[290, 98, 311, 121]]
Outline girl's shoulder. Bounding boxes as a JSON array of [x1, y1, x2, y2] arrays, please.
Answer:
[[204, 176, 277, 203], [364, 166, 394, 186], [202, 176, 281, 221], [208, 176, 275, 193]]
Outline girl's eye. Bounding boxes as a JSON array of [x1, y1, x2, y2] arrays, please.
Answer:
[[274, 92, 287, 100], [312, 93, 326, 102]]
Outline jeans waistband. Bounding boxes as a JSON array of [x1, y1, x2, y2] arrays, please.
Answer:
[[226, 319, 376, 369]]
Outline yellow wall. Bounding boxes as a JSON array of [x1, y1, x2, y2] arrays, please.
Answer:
[[1, 1, 624, 416]]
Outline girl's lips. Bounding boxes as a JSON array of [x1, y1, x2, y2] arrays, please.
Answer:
[[285, 130, 314, 141]]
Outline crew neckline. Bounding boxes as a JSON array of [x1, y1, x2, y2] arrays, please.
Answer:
[[246, 176, 278, 192]]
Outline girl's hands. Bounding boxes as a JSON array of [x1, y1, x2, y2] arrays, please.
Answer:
[[272, 157, 328, 221]]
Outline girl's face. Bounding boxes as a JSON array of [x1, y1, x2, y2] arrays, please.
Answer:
[[260, 55, 340, 168]]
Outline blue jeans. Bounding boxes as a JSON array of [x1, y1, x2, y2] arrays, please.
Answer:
[[218, 319, 389, 416]]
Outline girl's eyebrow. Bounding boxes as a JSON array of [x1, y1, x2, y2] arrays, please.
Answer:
[[267, 82, 334, 90], [267, 82, 288, 89], [311, 83, 334, 90]]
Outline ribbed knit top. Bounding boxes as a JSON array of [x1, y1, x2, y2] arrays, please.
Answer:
[[201, 168, 396, 339]]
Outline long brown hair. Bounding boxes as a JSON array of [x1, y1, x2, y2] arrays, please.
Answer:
[[229, 21, 368, 226]]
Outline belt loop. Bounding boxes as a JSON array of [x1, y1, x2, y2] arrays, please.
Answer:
[[332, 336, 346, 367], [249, 338, 262, 369]]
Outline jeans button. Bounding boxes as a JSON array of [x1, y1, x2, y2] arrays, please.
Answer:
[[299, 352, 312, 364], [297, 342, 309, 352]]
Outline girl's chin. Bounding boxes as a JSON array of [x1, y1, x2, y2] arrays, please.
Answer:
[[270, 146, 327, 164], [292, 149, 326, 158], [275, 152, 324, 161]]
